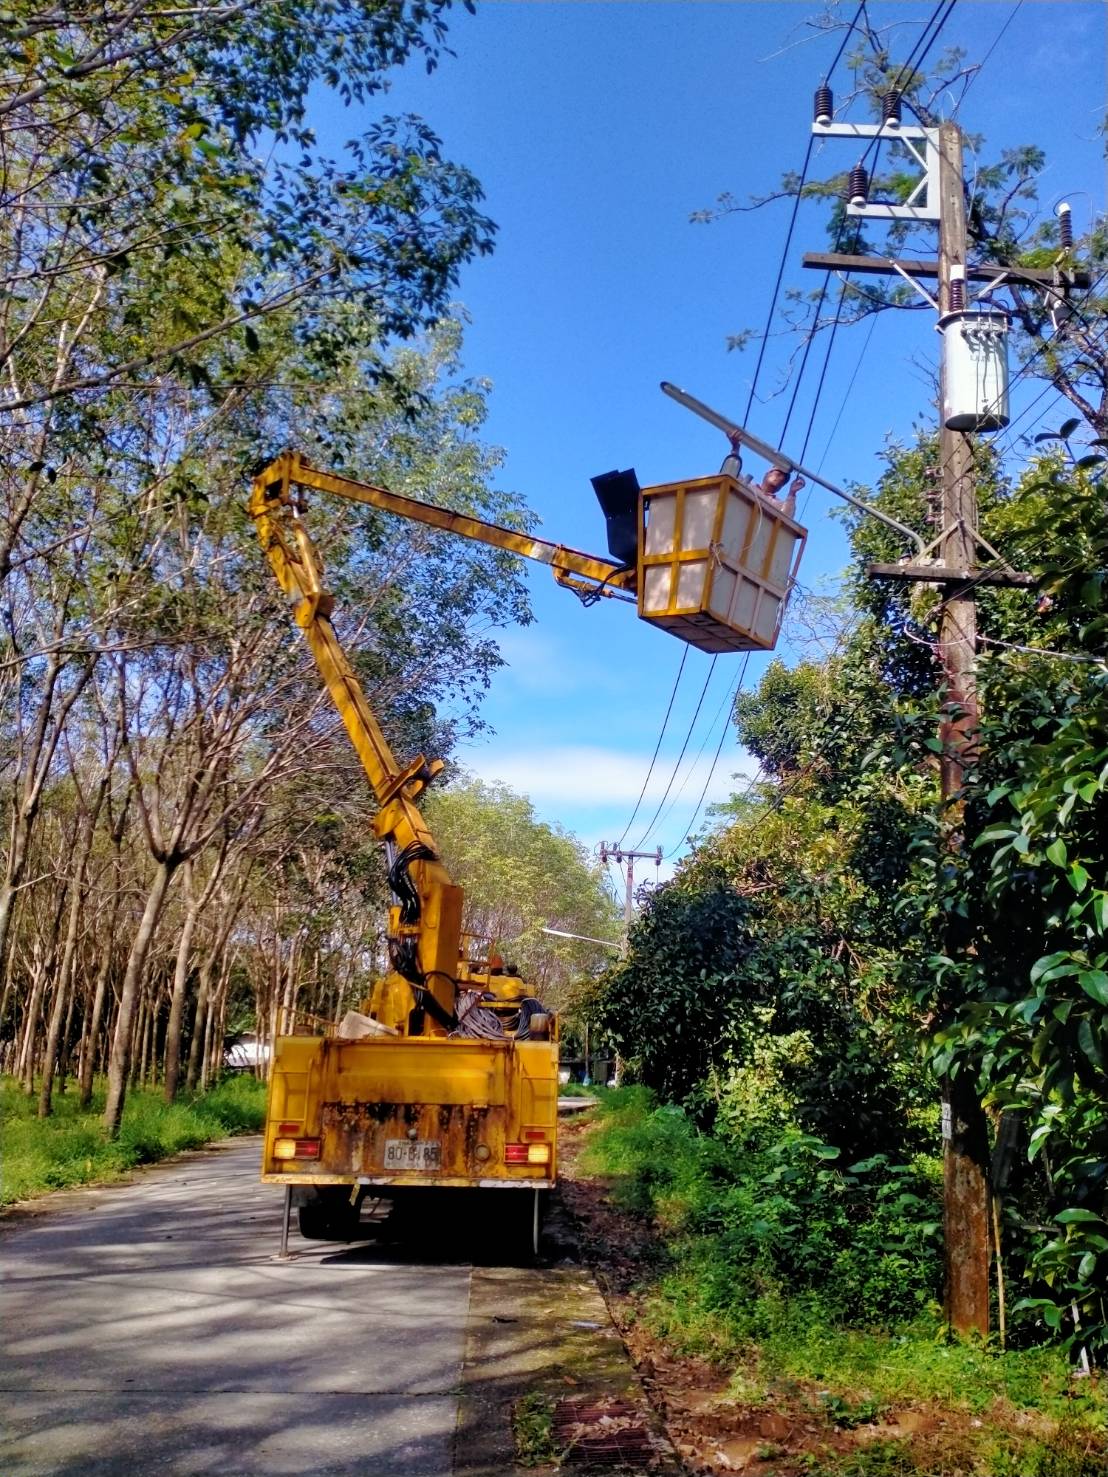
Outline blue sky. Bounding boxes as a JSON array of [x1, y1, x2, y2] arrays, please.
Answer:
[[319, 1, 1107, 881]]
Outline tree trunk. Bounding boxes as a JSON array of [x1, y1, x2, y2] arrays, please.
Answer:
[[185, 966, 210, 1093], [163, 861, 198, 1102], [103, 858, 177, 1137], [17, 942, 49, 1093], [37, 963, 73, 1117], [137, 996, 154, 1087], [0, 654, 93, 997], [79, 931, 116, 1107], [39, 799, 102, 1116], [57, 971, 79, 1092]]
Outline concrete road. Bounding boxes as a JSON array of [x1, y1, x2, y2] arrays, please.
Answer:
[[0, 1140, 469, 1476]]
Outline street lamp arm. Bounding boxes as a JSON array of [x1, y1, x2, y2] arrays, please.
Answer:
[[660, 382, 925, 555], [541, 927, 620, 950]]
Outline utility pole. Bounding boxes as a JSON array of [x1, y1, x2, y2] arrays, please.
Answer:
[[934, 121, 991, 1338], [796, 98, 1080, 1336], [600, 842, 663, 952], [600, 841, 662, 1088]]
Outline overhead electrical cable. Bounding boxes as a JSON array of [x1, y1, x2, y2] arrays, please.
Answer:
[[613, 9, 868, 855], [952, 1, 1024, 112], [618, 1, 960, 862], [632, 655, 717, 851], [655, 653, 754, 848], [742, 1, 869, 419], [669, 653, 755, 851], [616, 645, 689, 847]]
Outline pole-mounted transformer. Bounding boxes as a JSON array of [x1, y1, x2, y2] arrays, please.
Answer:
[[939, 267, 1011, 431]]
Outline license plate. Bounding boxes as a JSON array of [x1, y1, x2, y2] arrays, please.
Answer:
[[383, 1138, 441, 1171]]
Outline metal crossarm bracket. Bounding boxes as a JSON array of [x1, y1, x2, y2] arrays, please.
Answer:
[[812, 120, 941, 222]]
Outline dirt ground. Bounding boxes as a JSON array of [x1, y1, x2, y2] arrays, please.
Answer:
[[554, 1113, 1104, 1477]]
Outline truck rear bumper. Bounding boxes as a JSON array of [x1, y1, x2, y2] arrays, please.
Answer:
[[262, 1172, 554, 1190]]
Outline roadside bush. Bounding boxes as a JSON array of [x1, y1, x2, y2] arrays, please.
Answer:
[[583, 1089, 943, 1343]]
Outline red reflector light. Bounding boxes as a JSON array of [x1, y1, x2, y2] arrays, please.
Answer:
[[504, 1144, 529, 1163], [293, 1138, 320, 1159], [278, 1122, 300, 1135], [523, 1130, 547, 1141]]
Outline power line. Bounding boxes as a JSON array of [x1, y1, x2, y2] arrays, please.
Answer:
[[618, 0, 992, 864], [668, 653, 755, 853], [616, 645, 688, 847], [655, 653, 752, 851], [742, 0, 869, 421], [953, 1, 1023, 112], [632, 655, 717, 850], [612, 9, 871, 854]]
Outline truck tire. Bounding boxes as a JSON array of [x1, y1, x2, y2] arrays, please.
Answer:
[[297, 1188, 361, 1241]]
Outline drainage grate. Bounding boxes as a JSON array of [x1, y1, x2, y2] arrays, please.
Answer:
[[552, 1397, 659, 1472]]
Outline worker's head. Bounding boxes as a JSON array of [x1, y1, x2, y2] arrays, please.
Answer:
[[763, 467, 790, 493]]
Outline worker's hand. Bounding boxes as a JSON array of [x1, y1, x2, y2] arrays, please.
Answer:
[[790, 476, 806, 495]]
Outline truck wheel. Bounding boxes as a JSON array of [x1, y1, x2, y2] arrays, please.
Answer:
[[298, 1188, 361, 1241]]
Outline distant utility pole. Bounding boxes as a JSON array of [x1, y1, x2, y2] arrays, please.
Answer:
[[599, 842, 662, 953], [800, 102, 1087, 1336]]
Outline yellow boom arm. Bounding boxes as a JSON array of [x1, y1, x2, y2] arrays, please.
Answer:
[[248, 451, 628, 1032]]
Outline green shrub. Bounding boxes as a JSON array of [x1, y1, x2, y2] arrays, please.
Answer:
[[584, 1090, 943, 1339]]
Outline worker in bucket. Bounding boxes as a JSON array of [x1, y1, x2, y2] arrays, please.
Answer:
[[721, 433, 804, 519], [758, 465, 805, 519]]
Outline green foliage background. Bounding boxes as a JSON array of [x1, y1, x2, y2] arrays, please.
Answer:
[[583, 429, 1108, 1366]]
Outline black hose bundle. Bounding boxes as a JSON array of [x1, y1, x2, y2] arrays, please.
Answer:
[[387, 841, 436, 925], [385, 841, 457, 1031]]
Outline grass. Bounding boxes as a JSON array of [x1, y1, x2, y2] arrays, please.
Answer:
[[512, 1392, 560, 1468], [0, 1074, 267, 1205], [580, 1087, 1108, 1477], [557, 1080, 605, 1098]]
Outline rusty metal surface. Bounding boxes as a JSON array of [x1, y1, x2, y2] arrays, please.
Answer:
[[262, 1034, 559, 1190], [553, 1397, 661, 1471]]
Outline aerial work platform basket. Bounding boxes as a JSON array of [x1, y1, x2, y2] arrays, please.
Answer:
[[637, 474, 807, 654]]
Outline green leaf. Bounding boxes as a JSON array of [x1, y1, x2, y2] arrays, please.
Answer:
[[1028, 1124, 1052, 1161], [1055, 1208, 1104, 1225], [1045, 839, 1068, 867], [1069, 862, 1090, 894], [1078, 1017, 1102, 1067], [1078, 970, 1108, 1006]]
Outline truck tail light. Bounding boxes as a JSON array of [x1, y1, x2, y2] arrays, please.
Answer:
[[273, 1137, 321, 1161], [505, 1142, 550, 1165]]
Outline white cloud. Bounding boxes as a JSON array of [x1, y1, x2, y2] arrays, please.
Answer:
[[458, 740, 756, 808]]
